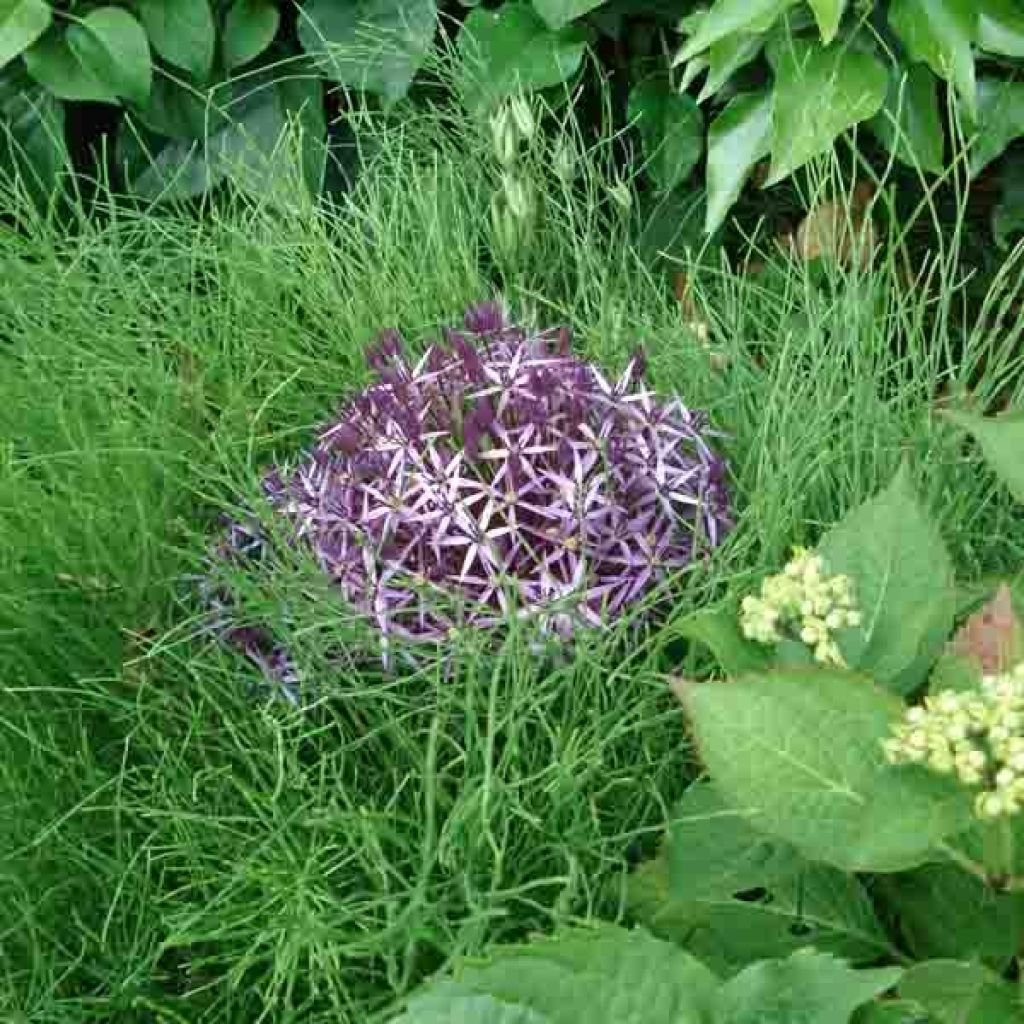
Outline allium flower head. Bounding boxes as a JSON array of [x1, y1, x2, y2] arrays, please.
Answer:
[[884, 663, 1024, 820], [212, 303, 731, 677]]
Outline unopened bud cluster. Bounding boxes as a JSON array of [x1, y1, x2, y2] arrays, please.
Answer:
[[489, 95, 539, 256], [884, 664, 1024, 819], [740, 547, 860, 665]]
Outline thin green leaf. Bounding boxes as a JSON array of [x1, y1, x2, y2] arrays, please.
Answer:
[[704, 89, 771, 233], [223, 0, 280, 70], [0, 0, 51, 70], [138, 0, 215, 80]]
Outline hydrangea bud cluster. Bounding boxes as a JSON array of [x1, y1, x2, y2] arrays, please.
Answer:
[[884, 665, 1024, 819], [209, 303, 732, 684], [739, 547, 861, 665]]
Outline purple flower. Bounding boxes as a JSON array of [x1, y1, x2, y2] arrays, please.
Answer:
[[210, 303, 732, 679]]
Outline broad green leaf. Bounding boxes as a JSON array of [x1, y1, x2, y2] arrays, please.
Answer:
[[298, 0, 438, 102], [888, 0, 977, 119], [946, 408, 1024, 505], [929, 652, 983, 694], [704, 90, 771, 233], [531, 0, 604, 32], [391, 986, 548, 1023], [394, 925, 719, 1024], [767, 39, 887, 184], [628, 80, 703, 191], [137, 0, 214, 80], [0, 0, 51, 70], [697, 33, 762, 103], [978, 0, 1024, 57], [635, 187, 707, 268], [681, 668, 974, 872], [817, 465, 956, 694], [899, 961, 1024, 1024], [0, 78, 66, 208], [994, 154, 1024, 249], [667, 781, 803, 901], [713, 950, 902, 1024], [122, 75, 324, 200], [67, 7, 151, 107], [457, 4, 587, 113], [632, 853, 895, 975], [852, 1004, 932, 1024], [676, 604, 773, 678], [880, 862, 1024, 968], [24, 31, 117, 103], [134, 76, 208, 138], [969, 78, 1024, 177], [807, 0, 845, 43], [869, 63, 945, 175], [223, 0, 280, 69], [678, 0, 795, 62]]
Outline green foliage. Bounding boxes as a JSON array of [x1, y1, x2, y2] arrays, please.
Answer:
[[816, 466, 956, 694], [946, 409, 1024, 505], [679, 668, 973, 872], [391, 927, 901, 1024], [0, 0, 50, 70], [628, 79, 704, 191], [222, 0, 279, 70], [898, 961, 1024, 1023]]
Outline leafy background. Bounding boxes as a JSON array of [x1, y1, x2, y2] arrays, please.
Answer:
[[3, 0, 1024, 244]]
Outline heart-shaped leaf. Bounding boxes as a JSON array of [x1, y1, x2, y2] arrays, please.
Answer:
[[628, 79, 703, 191], [390, 925, 719, 1024], [680, 668, 974, 872], [0, 77, 67, 207], [979, 0, 1024, 57], [817, 464, 956, 694], [767, 39, 887, 184], [946, 407, 1024, 504], [137, 0, 214, 80], [879, 862, 1024, 967], [869, 62, 945, 175], [714, 950, 902, 1024], [969, 78, 1024, 176], [899, 961, 1024, 1024], [0, 0, 51, 70], [704, 89, 771, 233], [298, 0, 438, 102], [67, 7, 151, 106], [223, 0, 280, 70], [677, 0, 795, 63], [530, 0, 604, 32], [807, 0, 846, 43], [888, 0, 977, 119], [457, 4, 587, 113], [24, 30, 117, 103], [994, 153, 1024, 248]]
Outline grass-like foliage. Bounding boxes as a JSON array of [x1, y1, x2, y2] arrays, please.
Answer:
[[3, 106, 1024, 1022]]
